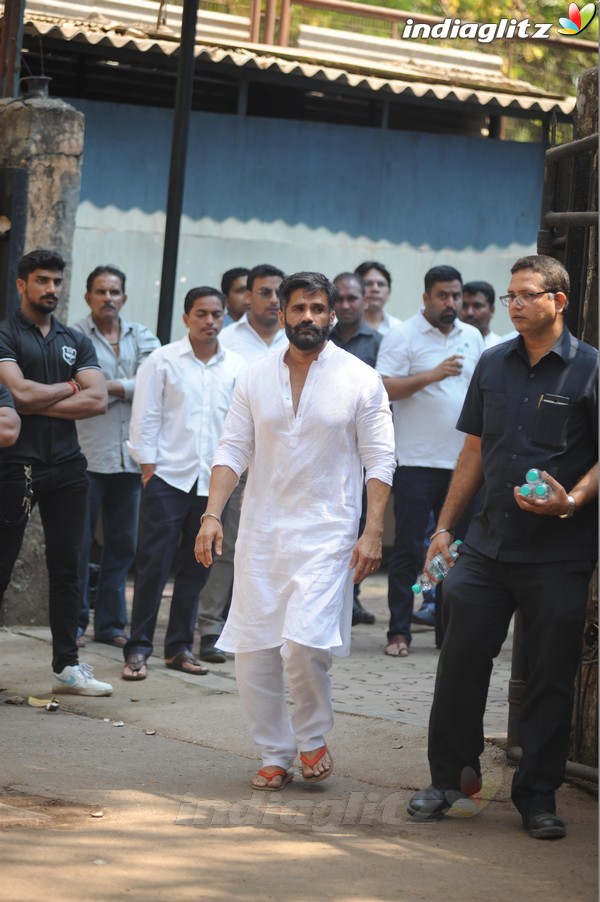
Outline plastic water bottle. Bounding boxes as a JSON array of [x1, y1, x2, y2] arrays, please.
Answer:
[[519, 468, 552, 499], [412, 540, 462, 595]]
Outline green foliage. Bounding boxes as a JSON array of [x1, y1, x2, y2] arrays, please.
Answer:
[[201, 0, 596, 97]]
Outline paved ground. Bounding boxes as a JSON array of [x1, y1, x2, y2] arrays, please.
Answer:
[[0, 574, 597, 901]]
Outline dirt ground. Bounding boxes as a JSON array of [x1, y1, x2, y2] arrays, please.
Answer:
[[0, 579, 597, 901]]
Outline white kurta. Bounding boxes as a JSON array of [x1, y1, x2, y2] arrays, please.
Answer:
[[215, 341, 396, 657]]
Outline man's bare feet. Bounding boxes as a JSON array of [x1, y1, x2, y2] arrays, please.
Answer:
[[384, 635, 409, 657], [251, 766, 294, 792], [300, 745, 334, 783]]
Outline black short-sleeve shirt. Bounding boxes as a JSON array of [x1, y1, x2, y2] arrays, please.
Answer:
[[0, 384, 15, 409], [458, 328, 598, 562], [0, 310, 100, 465]]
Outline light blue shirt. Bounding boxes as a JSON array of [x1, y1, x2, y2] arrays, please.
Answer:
[[72, 314, 160, 473]]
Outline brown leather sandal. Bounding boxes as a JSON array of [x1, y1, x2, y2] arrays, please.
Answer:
[[165, 651, 208, 675], [122, 654, 148, 681], [384, 636, 409, 657]]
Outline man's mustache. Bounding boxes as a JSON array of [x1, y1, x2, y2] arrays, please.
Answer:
[[293, 321, 321, 332]]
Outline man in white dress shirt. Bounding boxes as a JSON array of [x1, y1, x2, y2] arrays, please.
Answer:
[[196, 264, 286, 664], [354, 261, 402, 335], [121, 287, 245, 680], [221, 267, 250, 327], [73, 265, 160, 648], [376, 265, 485, 658], [195, 272, 396, 791], [459, 281, 505, 349]]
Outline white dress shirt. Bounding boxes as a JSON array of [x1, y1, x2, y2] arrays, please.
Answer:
[[219, 313, 288, 363], [377, 309, 402, 335], [376, 310, 484, 469], [73, 314, 160, 474], [484, 330, 505, 349], [127, 336, 246, 494], [215, 342, 396, 657], [485, 329, 519, 348]]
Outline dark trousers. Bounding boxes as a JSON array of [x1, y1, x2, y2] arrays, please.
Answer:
[[428, 546, 595, 816], [79, 472, 141, 640], [124, 476, 209, 660], [387, 466, 453, 645], [0, 459, 88, 673]]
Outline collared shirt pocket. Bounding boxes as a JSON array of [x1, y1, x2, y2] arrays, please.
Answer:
[[531, 395, 570, 449]]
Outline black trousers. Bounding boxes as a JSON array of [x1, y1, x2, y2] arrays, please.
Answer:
[[0, 458, 88, 673], [428, 545, 595, 816], [124, 476, 210, 660]]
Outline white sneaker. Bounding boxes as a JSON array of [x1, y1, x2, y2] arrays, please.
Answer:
[[52, 662, 113, 696]]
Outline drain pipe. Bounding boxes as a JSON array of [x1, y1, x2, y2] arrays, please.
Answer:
[[507, 746, 598, 785]]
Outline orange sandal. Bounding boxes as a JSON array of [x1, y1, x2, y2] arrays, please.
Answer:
[[251, 767, 294, 792], [300, 745, 334, 783]]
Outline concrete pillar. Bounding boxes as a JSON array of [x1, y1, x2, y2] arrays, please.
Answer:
[[0, 92, 84, 313], [0, 92, 85, 626]]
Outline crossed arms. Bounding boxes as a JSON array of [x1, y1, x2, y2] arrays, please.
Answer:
[[0, 361, 108, 420]]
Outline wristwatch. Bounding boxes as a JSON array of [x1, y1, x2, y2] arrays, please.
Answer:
[[559, 495, 575, 519]]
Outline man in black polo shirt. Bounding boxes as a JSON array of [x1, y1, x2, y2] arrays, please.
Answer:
[[0, 249, 113, 696], [0, 385, 20, 447], [330, 271, 384, 626], [408, 255, 598, 840]]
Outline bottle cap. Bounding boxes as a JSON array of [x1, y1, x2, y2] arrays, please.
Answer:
[[520, 484, 533, 496], [526, 468, 542, 483], [412, 584, 423, 594], [534, 483, 549, 497]]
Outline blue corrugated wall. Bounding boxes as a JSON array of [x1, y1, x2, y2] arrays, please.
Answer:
[[68, 99, 545, 338]]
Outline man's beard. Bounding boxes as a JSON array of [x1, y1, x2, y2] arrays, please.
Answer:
[[285, 320, 331, 350], [29, 296, 59, 315], [440, 310, 457, 325]]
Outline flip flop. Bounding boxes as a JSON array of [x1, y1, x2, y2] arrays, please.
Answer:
[[122, 654, 148, 681], [300, 745, 334, 783], [165, 651, 209, 675], [251, 767, 294, 792], [384, 636, 409, 657]]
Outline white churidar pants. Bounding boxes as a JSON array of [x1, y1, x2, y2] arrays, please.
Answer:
[[235, 640, 333, 769]]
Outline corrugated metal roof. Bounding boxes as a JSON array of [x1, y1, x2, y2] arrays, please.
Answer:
[[17, 14, 576, 117]]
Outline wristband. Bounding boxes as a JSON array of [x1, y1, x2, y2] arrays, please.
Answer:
[[201, 512, 222, 527], [430, 527, 455, 541], [68, 381, 81, 394]]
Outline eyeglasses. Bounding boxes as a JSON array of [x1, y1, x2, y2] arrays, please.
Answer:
[[364, 279, 389, 289], [499, 291, 554, 307]]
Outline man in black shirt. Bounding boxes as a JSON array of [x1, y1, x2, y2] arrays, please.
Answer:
[[0, 249, 113, 696], [330, 272, 383, 626], [0, 385, 20, 447], [408, 255, 598, 840], [330, 272, 382, 368]]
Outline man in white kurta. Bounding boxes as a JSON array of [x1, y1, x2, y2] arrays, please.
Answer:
[[195, 272, 395, 791]]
